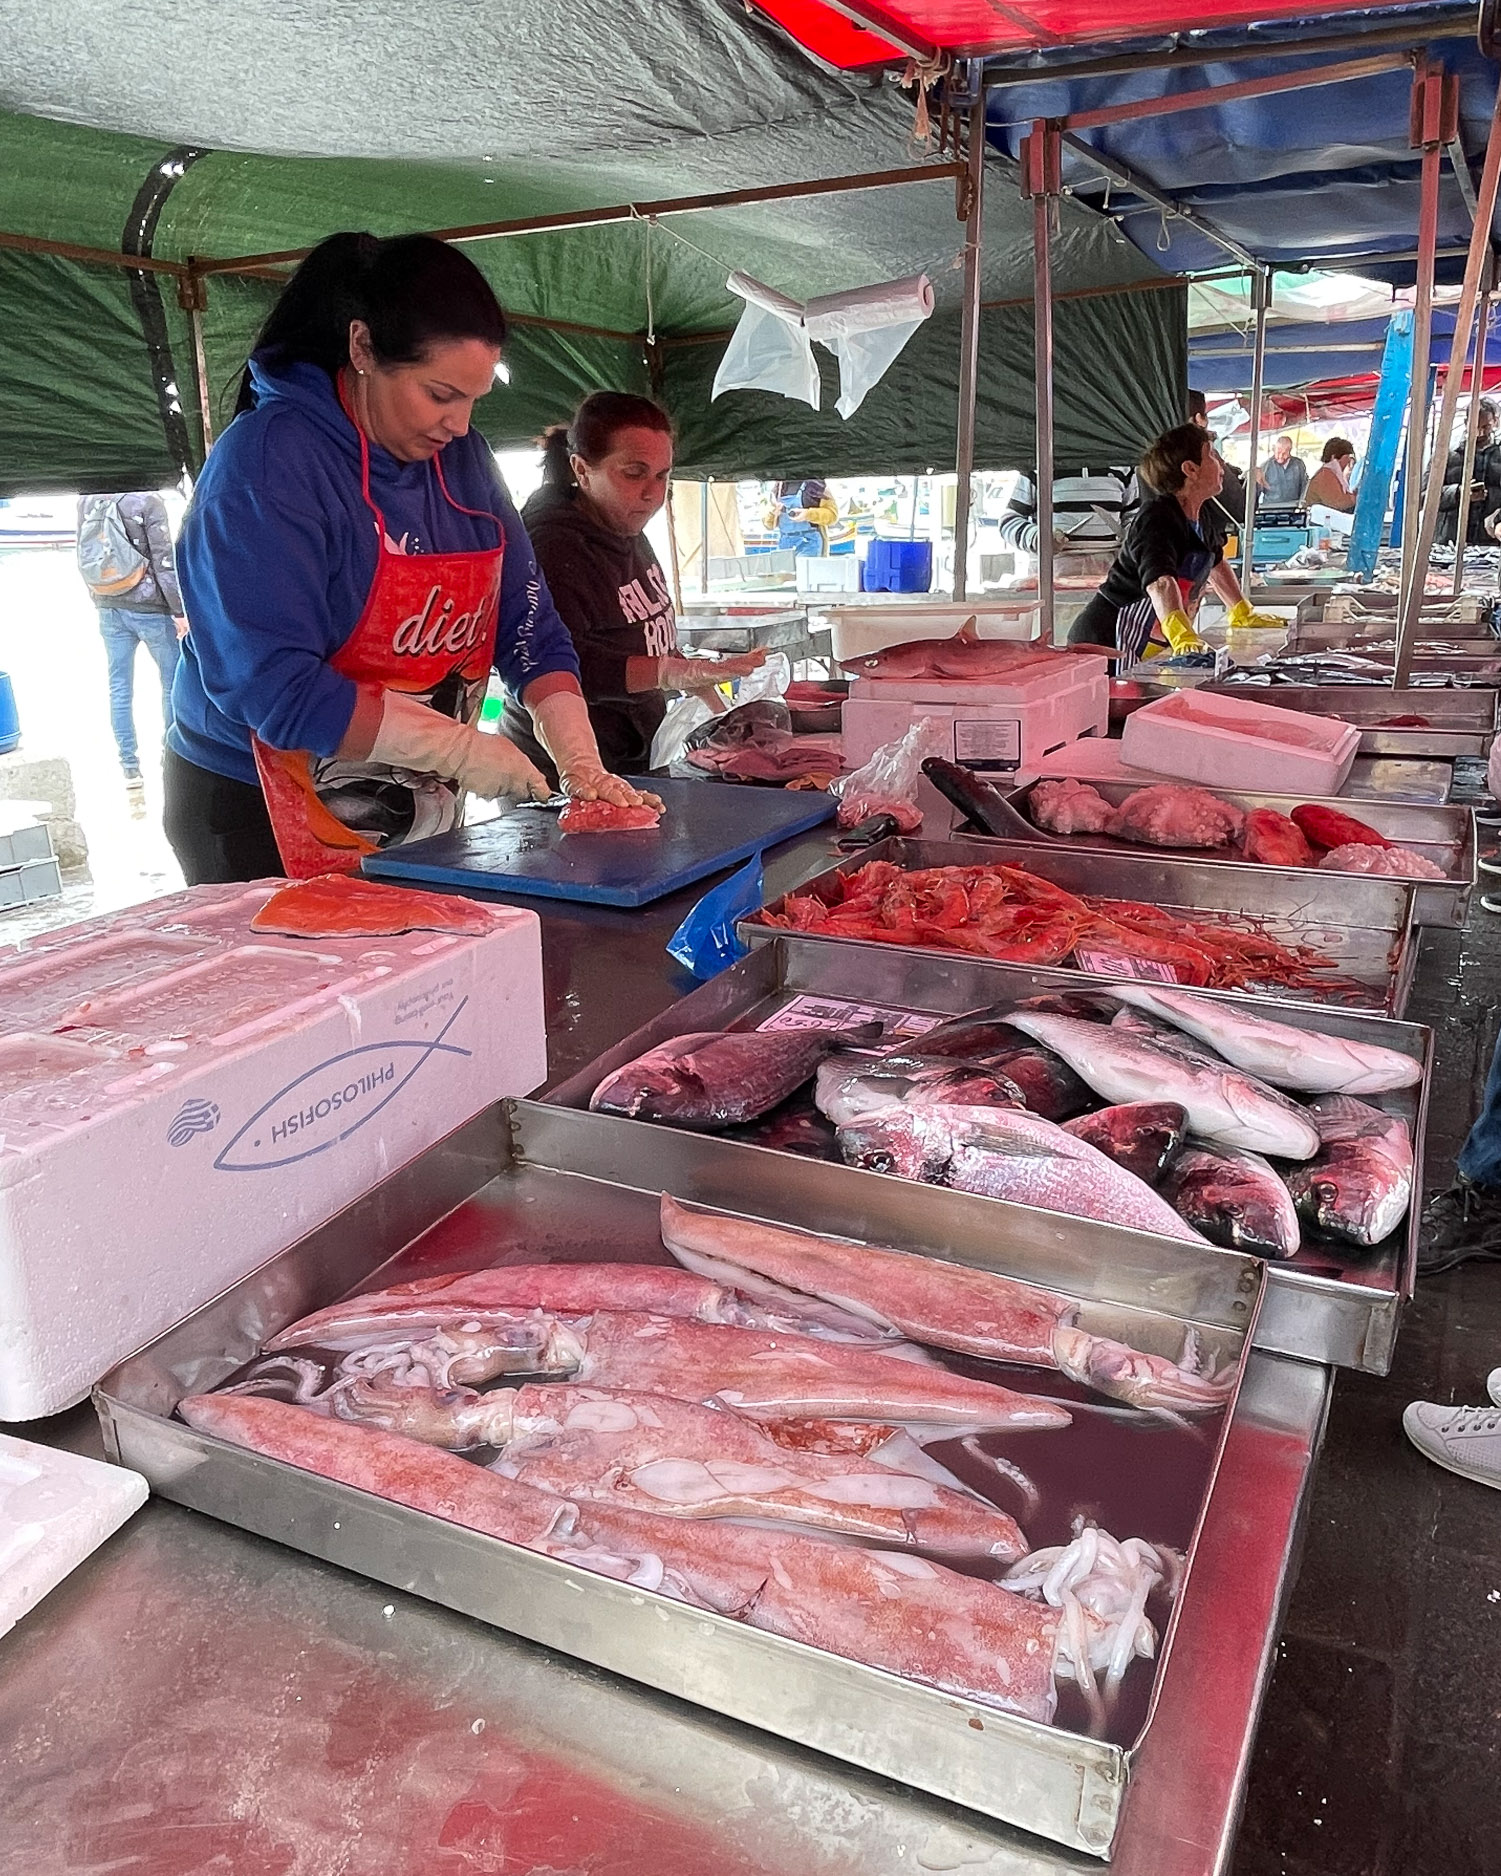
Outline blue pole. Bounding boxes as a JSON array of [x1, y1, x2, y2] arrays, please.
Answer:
[[1348, 310, 1415, 579]]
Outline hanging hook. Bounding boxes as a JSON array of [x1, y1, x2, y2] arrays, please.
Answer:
[[1156, 211, 1171, 253]]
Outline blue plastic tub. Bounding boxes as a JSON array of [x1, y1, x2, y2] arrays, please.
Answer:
[[0, 674, 21, 754], [862, 539, 933, 593]]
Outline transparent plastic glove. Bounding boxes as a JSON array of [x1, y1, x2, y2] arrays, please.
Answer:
[[368, 690, 551, 801], [1226, 597, 1283, 632], [531, 688, 664, 811], [660, 650, 768, 692], [1158, 609, 1207, 654]]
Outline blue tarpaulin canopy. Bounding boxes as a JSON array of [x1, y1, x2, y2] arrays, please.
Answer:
[[1190, 309, 1501, 392]]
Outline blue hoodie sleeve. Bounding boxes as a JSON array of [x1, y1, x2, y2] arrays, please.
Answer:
[[177, 421, 360, 758], [484, 463, 582, 697]]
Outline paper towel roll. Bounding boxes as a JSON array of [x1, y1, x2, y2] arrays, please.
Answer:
[[804, 273, 934, 342]]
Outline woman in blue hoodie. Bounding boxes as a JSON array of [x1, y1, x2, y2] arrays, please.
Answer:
[[165, 231, 656, 883]]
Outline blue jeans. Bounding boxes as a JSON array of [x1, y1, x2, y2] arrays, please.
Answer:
[[1459, 1024, 1501, 1191], [98, 607, 180, 774]]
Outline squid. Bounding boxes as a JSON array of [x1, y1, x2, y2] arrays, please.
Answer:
[[660, 1196, 1237, 1414]]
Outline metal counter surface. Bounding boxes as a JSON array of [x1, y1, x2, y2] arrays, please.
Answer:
[[0, 826, 1332, 1873]]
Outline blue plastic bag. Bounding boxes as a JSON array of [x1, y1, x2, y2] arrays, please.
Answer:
[[667, 854, 764, 979]]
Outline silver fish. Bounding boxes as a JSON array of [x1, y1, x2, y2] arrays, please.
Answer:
[[814, 1055, 1023, 1127], [1007, 1011, 1321, 1161], [835, 1100, 1206, 1243], [1104, 986, 1421, 1096], [1284, 1094, 1413, 1248], [590, 1022, 882, 1127], [1160, 1144, 1302, 1259]]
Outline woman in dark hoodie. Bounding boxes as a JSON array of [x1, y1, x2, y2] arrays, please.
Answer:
[[503, 394, 765, 777]]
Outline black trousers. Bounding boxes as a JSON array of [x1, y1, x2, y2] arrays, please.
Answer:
[[163, 746, 285, 885]]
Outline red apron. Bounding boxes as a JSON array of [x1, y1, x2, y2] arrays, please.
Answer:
[[253, 386, 504, 879]]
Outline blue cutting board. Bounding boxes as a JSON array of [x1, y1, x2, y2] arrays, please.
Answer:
[[361, 779, 835, 907]]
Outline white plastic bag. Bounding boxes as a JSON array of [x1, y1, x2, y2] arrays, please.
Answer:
[[712, 274, 820, 409], [649, 652, 793, 771], [805, 273, 935, 419], [832, 716, 947, 831]]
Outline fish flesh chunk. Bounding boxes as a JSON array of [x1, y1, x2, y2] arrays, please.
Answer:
[[1062, 1102, 1188, 1184], [1104, 985, 1421, 1095], [1010, 1010, 1322, 1159], [662, 1195, 1235, 1412], [1160, 1144, 1302, 1259], [1029, 778, 1114, 835], [249, 873, 501, 939], [589, 1023, 882, 1127], [1317, 842, 1447, 879], [265, 1261, 891, 1354], [835, 1099, 1208, 1244], [1105, 785, 1245, 850], [1290, 803, 1388, 851], [1239, 808, 1314, 868], [558, 799, 662, 832], [1284, 1094, 1413, 1247]]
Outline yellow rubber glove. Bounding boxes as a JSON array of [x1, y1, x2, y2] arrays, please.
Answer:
[[1227, 597, 1284, 632], [1159, 609, 1207, 655]]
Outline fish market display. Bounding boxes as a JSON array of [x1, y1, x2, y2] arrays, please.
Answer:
[[1240, 808, 1314, 868], [660, 1197, 1233, 1410], [1284, 1095, 1414, 1247], [1029, 777, 1115, 835], [248, 872, 501, 939], [1062, 1103, 1188, 1184], [1290, 804, 1388, 851], [558, 798, 662, 833], [1006, 1011, 1322, 1159], [1160, 1145, 1302, 1259], [590, 1023, 881, 1127], [1105, 985, 1421, 1094], [1317, 843, 1447, 879], [1105, 784, 1245, 851], [835, 1101, 1209, 1245], [757, 858, 1350, 992]]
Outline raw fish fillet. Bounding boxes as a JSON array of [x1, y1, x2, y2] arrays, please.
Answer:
[[249, 873, 500, 938], [1289, 804, 1388, 851], [1317, 843, 1446, 880], [558, 798, 662, 832], [1029, 778, 1114, 835], [1105, 785, 1245, 850]]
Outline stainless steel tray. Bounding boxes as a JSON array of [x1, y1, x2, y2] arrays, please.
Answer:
[[551, 936, 1430, 1374], [95, 1099, 1265, 1861], [992, 779, 1474, 929], [743, 835, 1420, 1018], [1203, 683, 1497, 758]]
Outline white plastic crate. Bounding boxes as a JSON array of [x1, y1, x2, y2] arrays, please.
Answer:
[[1121, 689, 1361, 795], [795, 556, 861, 594]]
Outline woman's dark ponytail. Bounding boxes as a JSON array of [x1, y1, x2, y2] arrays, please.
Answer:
[[235, 231, 508, 417], [538, 424, 575, 488]]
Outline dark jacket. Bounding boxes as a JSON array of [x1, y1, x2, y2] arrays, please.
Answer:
[[503, 483, 677, 777], [1437, 437, 1501, 545], [78, 491, 183, 616]]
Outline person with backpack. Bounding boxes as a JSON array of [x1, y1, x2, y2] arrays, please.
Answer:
[[76, 490, 186, 798]]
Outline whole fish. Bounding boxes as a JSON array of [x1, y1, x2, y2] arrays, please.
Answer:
[[590, 1022, 883, 1127], [1103, 985, 1420, 1095], [814, 1055, 1023, 1127], [1007, 1011, 1321, 1160], [835, 1100, 1207, 1243], [1160, 1144, 1302, 1259], [874, 1007, 1096, 1122], [1062, 1102, 1188, 1185], [1284, 1094, 1413, 1248]]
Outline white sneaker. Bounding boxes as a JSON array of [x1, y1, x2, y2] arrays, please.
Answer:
[[1488, 1368, 1501, 1407], [1403, 1399, 1501, 1487]]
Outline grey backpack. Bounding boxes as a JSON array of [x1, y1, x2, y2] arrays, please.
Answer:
[[78, 499, 147, 597]]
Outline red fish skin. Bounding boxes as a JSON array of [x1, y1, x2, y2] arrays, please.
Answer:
[[1290, 804, 1390, 851], [1240, 808, 1314, 868]]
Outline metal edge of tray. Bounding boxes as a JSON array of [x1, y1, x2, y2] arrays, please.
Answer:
[[991, 782, 1475, 930], [93, 1098, 1267, 1861], [739, 835, 1421, 1020], [548, 935, 1432, 1376]]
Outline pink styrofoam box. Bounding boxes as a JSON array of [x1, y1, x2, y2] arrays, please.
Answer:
[[843, 658, 1110, 783], [0, 1433, 147, 1638], [0, 881, 546, 1419], [1120, 690, 1361, 796]]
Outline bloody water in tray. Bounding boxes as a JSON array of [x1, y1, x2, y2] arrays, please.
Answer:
[[207, 1172, 1227, 1752]]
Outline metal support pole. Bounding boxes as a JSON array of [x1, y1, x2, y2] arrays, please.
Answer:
[[1019, 123, 1061, 631], [1453, 265, 1495, 595], [952, 94, 987, 602], [1239, 268, 1269, 593], [699, 482, 710, 595], [176, 269, 215, 462]]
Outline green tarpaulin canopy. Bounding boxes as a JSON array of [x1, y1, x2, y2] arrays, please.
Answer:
[[0, 0, 1185, 491]]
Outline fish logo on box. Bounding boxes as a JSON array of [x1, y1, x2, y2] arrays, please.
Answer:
[[167, 1098, 221, 1147], [208, 1001, 471, 1173]]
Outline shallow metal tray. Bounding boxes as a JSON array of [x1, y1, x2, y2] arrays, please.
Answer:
[[993, 779, 1474, 929], [95, 1099, 1264, 1861], [743, 835, 1420, 1018], [551, 937, 1430, 1374], [1204, 683, 1497, 758]]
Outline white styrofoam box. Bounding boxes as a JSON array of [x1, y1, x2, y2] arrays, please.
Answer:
[[795, 556, 861, 594], [1121, 689, 1361, 796], [1020, 738, 1181, 786], [843, 656, 1110, 779], [0, 880, 546, 1419], [0, 1434, 147, 1637], [823, 600, 1042, 665]]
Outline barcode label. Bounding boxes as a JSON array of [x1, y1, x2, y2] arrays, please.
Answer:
[[1073, 950, 1185, 984], [953, 718, 1021, 769], [757, 995, 945, 1038]]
